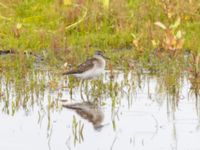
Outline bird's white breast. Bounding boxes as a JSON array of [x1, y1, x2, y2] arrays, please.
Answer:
[[74, 66, 104, 79]]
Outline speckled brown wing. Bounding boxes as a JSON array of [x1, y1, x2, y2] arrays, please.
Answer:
[[63, 58, 97, 75]]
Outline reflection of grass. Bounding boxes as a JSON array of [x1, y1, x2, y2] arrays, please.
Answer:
[[72, 115, 84, 145], [189, 53, 200, 100]]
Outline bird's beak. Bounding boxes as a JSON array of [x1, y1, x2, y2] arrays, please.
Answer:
[[102, 55, 110, 60]]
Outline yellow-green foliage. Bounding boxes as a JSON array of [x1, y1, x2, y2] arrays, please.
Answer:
[[0, 0, 200, 66]]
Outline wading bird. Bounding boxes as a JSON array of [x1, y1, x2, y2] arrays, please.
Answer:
[[63, 50, 109, 100]]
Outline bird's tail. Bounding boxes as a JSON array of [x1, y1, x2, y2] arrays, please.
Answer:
[[61, 101, 92, 110], [62, 104, 80, 110], [62, 72, 70, 75], [58, 100, 80, 110], [62, 71, 75, 75]]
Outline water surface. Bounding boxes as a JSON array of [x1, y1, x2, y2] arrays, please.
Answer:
[[0, 71, 200, 150]]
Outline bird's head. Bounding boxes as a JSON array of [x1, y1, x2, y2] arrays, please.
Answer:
[[94, 50, 110, 60]]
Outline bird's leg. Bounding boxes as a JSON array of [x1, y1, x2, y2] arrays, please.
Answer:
[[85, 81, 90, 101], [80, 80, 86, 101]]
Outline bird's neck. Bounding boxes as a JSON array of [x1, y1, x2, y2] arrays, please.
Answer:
[[93, 55, 106, 68]]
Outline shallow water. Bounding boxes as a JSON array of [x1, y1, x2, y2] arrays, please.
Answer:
[[0, 71, 200, 150]]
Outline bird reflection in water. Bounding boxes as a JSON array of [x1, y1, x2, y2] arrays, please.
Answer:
[[61, 101, 105, 131]]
